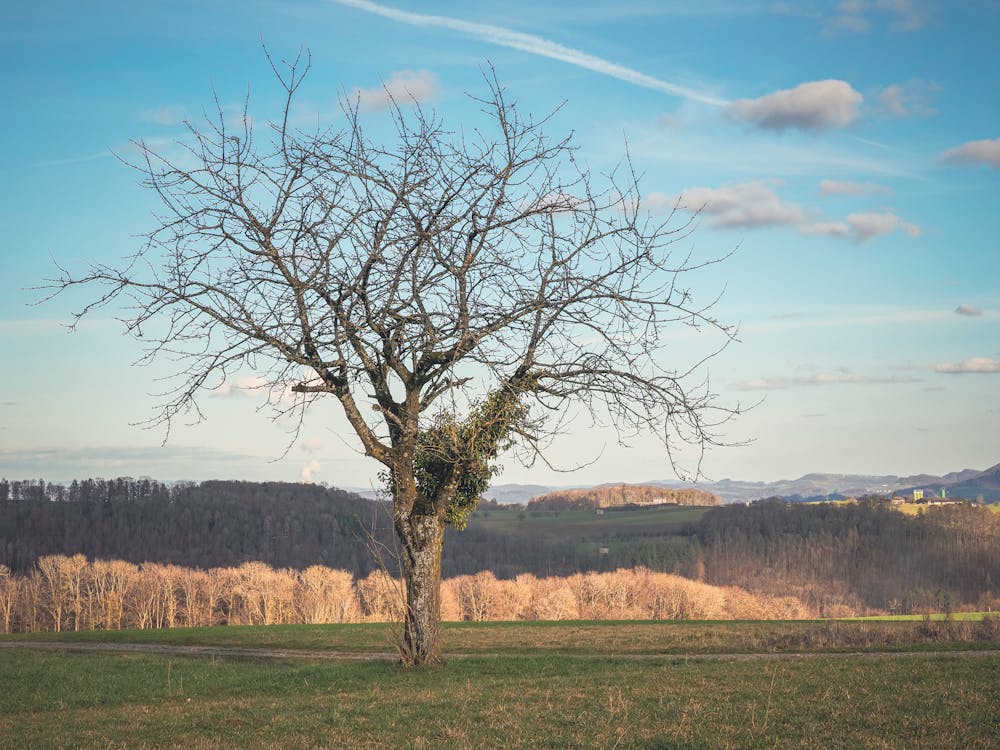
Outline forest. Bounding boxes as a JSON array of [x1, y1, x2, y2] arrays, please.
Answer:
[[0, 557, 813, 634], [2, 478, 997, 618]]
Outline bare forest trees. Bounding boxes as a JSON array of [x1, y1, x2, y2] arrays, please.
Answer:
[[48, 53, 737, 664], [0, 556, 813, 634]]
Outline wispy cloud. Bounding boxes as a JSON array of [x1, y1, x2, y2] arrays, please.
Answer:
[[954, 304, 983, 317], [0, 444, 255, 478], [824, 0, 930, 35], [741, 307, 955, 334], [726, 80, 863, 132], [0, 318, 118, 336], [801, 211, 921, 243], [665, 180, 804, 229], [34, 150, 113, 168], [876, 79, 940, 117], [934, 357, 1000, 374], [352, 69, 439, 112], [299, 437, 323, 453], [735, 369, 919, 391], [210, 375, 273, 398], [140, 105, 187, 126], [819, 179, 893, 197], [942, 138, 1000, 169], [329, 0, 729, 106], [661, 181, 919, 242]]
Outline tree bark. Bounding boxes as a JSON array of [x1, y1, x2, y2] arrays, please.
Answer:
[[395, 511, 446, 665]]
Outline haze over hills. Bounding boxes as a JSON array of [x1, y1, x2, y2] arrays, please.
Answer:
[[482, 462, 1000, 504]]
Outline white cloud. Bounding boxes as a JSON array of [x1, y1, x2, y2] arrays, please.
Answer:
[[800, 220, 850, 239], [210, 375, 272, 398], [671, 180, 805, 229], [819, 179, 893, 196], [300, 459, 322, 483], [0, 444, 254, 474], [848, 211, 906, 242], [825, 0, 929, 34], [877, 79, 940, 117], [329, 0, 729, 107], [352, 69, 440, 112], [825, 0, 871, 33], [35, 150, 113, 168], [954, 304, 983, 317], [877, 0, 930, 31], [300, 437, 324, 453], [726, 80, 863, 132], [735, 370, 918, 390], [942, 138, 1000, 169], [934, 357, 1000, 374], [801, 211, 920, 243], [140, 105, 187, 126], [665, 181, 919, 244]]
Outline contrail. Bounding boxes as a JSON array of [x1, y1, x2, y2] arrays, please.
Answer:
[[329, 0, 730, 107]]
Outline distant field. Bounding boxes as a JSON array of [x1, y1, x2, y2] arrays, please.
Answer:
[[468, 503, 710, 533], [458, 503, 710, 575], [2, 620, 998, 749]]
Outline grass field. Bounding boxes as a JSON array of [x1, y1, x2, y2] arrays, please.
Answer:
[[3, 620, 999, 748], [462, 504, 709, 572], [4, 617, 1000, 655], [467, 504, 709, 534]]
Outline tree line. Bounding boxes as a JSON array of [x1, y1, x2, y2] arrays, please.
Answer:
[[4, 479, 997, 617], [0, 555, 811, 634], [1, 478, 388, 575], [697, 499, 999, 616], [0, 478, 699, 580]]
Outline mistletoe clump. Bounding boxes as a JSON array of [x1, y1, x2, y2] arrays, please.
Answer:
[[412, 381, 534, 529]]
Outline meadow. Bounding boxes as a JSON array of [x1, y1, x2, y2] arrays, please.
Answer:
[[3, 619, 999, 748]]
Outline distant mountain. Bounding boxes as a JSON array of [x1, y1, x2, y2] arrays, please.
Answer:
[[482, 484, 554, 505], [486, 462, 1000, 504], [903, 462, 1000, 502]]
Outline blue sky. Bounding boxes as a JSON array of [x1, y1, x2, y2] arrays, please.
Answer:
[[1, 0, 998, 488]]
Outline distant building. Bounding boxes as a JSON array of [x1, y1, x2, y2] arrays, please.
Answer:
[[913, 489, 924, 502]]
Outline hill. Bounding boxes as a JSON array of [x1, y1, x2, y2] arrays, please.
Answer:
[[4, 477, 999, 616], [0, 478, 386, 575], [484, 460, 1000, 504], [526, 483, 719, 510], [902, 461, 1000, 502]]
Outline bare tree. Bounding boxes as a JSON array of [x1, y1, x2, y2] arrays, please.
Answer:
[[48, 52, 738, 665]]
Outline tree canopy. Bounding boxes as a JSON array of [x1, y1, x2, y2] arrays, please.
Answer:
[[49, 53, 739, 664]]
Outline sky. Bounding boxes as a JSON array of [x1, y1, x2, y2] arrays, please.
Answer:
[[1, 0, 998, 490]]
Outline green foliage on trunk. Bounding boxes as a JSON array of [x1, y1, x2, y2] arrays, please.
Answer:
[[413, 383, 534, 530]]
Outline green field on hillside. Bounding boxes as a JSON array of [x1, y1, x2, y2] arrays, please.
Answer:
[[468, 504, 709, 533], [2, 620, 998, 748]]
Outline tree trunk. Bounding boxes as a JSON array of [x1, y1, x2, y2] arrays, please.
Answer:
[[396, 511, 446, 666]]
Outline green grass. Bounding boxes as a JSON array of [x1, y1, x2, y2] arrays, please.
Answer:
[[467, 504, 710, 535], [844, 612, 992, 622], [463, 504, 709, 572], [2, 644, 998, 748], [4, 616, 999, 656]]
